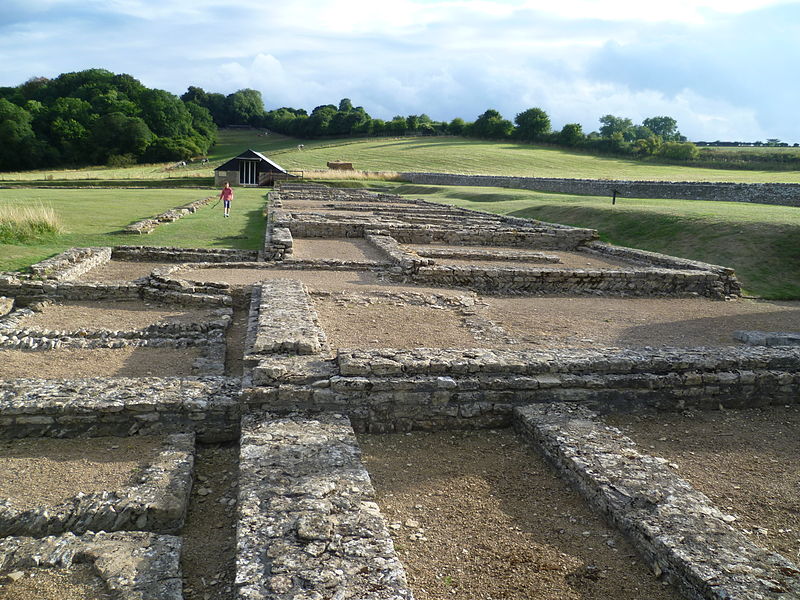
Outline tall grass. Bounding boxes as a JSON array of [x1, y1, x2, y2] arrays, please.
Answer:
[[0, 204, 63, 243]]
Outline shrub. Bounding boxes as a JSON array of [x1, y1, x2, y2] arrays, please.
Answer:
[[107, 153, 137, 167], [658, 141, 699, 160]]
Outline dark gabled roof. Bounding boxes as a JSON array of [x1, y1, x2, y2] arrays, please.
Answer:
[[215, 149, 288, 173]]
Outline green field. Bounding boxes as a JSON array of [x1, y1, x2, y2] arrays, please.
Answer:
[[379, 183, 800, 300], [3, 129, 800, 184], [0, 188, 268, 272], [1, 129, 799, 299]]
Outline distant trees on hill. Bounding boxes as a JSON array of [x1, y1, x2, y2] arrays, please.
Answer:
[[0, 69, 216, 170], [2, 68, 798, 171]]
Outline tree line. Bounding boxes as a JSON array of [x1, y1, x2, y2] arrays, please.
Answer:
[[187, 88, 701, 161], [2, 68, 798, 171]]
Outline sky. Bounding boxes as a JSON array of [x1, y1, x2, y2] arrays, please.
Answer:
[[2, 0, 799, 143]]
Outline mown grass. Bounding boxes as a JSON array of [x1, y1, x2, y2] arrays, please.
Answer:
[[4, 130, 800, 185], [0, 188, 268, 272], [269, 137, 800, 183], [385, 183, 800, 300]]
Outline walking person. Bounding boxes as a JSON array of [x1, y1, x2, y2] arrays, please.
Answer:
[[219, 182, 234, 217]]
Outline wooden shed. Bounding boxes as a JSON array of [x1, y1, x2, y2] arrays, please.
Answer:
[[214, 149, 293, 187]]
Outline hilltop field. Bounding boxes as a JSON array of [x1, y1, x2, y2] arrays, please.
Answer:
[[1, 128, 799, 299]]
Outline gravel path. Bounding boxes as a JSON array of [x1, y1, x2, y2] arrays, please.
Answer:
[[359, 429, 681, 600], [605, 406, 800, 563]]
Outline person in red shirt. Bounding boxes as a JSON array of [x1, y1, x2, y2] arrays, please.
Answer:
[[219, 182, 234, 217]]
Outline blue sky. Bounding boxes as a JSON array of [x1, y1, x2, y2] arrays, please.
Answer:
[[2, 0, 799, 142]]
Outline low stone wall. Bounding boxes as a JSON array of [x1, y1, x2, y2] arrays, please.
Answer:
[[365, 233, 432, 274], [246, 280, 327, 357], [371, 225, 597, 250], [0, 433, 194, 537], [0, 531, 183, 600], [0, 278, 143, 304], [123, 196, 214, 234], [113, 245, 259, 263], [413, 246, 562, 263], [401, 172, 800, 207], [29, 247, 112, 281], [734, 330, 800, 346], [514, 403, 800, 599], [235, 412, 414, 600], [0, 377, 242, 443], [585, 242, 741, 297], [412, 265, 730, 298], [245, 346, 800, 432], [0, 304, 230, 356], [262, 225, 293, 260]]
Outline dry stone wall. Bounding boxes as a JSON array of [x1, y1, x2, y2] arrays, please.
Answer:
[[28, 247, 112, 281], [0, 433, 194, 537], [0, 531, 184, 600], [0, 377, 241, 442], [236, 412, 414, 600], [401, 172, 800, 207], [245, 346, 800, 432], [514, 402, 800, 599], [123, 196, 214, 234]]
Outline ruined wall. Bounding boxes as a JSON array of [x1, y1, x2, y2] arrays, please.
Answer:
[[401, 172, 800, 206]]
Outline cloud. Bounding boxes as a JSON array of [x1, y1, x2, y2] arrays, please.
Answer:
[[1, 0, 799, 142]]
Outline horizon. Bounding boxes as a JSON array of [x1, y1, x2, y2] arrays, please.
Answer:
[[3, 0, 800, 144]]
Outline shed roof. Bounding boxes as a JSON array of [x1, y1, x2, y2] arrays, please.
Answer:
[[215, 149, 288, 173]]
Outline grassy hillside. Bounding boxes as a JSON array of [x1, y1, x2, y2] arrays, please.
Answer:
[[3, 129, 800, 184], [0, 188, 268, 272], [385, 183, 800, 300]]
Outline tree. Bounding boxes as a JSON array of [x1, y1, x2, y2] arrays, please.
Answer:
[[558, 123, 584, 147], [338, 98, 353, 112], [599, 115, 634, 141], [447, 118, 466, 135], [514, 108, 551, 141], [470, 109, 513, 139], [90, 113, 153, 162], [0, 99, 44, 169], [642, 116, 680, 141], [138, 89, 193, 138], [226, 89, 265, 126]]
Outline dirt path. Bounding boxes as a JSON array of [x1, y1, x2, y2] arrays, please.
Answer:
[[181, 443, 239, 600]]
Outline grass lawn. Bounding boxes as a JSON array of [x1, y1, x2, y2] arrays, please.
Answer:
[[3, 130, 800, 185], [268, 137, 800, 183], [384, 183, 800, 300], [0, 188, 268, 272]]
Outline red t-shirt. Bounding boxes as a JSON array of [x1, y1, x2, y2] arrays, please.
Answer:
[[220, 187, 233, 200]]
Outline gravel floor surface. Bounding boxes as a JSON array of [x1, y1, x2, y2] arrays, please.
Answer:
[[0, 564, 112, 600], [605, 406, 800, 563], [0, 347, 202, 379], [17, 300, 217, 331], [359, 429, 682, 600], [0, 436, 163, 511]]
